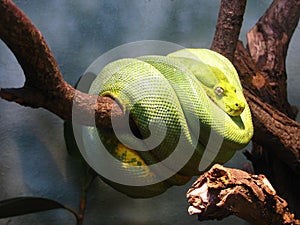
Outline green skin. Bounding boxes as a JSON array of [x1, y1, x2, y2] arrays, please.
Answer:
[[168, 55, 245, 117], [209, 71, 245, 117], [86, 48, 253, 198]]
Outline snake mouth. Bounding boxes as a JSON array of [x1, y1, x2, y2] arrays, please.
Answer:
[[208, 96, 244, 117], [227, 107, 245, 117], [225, 99, 245, 117]]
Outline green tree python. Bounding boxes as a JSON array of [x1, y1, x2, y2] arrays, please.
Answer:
[[72, 48, 253, 198]]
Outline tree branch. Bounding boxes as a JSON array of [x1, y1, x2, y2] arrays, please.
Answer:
[[233, 42, 300, 173], [210, 0, 300, 174], [0, 0, 123, 128], [246, 0, 300, 117], [209, 0, 300, 217], [0, 0, 64, 92], [211, 0, 247, 61], [244, 89, 300, 172], [187, 164, 299, 225]]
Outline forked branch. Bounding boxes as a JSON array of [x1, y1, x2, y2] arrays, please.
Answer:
[[211, 0, 300, 172], [0, 0, 123, 129]]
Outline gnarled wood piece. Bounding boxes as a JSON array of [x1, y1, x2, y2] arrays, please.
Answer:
[[187, 164, 300, 225]]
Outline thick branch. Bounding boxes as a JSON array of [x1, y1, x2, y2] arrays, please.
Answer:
[[209, 0, 300, 217], [244, 89, 300, 173], [211, 0, 247, 61], [247, 0, 300, 70], [210, 0, 300, 176], [0, 0, 63, 91], [232, 42, 300, 173], [187, 164, 299, 225], [246, 0, 300, 117], [0, 0, 123, 128], [0, 87, 122, 128]]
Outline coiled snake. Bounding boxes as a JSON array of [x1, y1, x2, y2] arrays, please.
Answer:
[[77, 48, 253, 198]]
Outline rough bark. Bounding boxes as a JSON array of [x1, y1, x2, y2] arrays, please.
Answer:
[[246, 0, 300, 118], [210, 0, 300, 217], [0, 0, 124, 129], [187, 164, 300, 225], [211, 0, 246, 61], [233, 43, 300, 173]]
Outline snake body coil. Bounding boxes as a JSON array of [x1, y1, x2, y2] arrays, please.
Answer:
[[86, 48, 253, 198]]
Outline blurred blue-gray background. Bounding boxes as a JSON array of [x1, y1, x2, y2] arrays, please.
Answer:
[[0, 0, 299, 224]]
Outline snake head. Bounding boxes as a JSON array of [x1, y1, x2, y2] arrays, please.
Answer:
[[213, 82, 245, 117]]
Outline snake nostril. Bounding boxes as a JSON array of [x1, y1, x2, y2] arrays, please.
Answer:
[[235, 103, 239, 107]]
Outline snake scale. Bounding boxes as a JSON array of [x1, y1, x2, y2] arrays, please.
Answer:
[[79, 48, 253, 198]]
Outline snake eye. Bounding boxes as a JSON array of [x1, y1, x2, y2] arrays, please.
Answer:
[[215, 87, 224, 96]]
